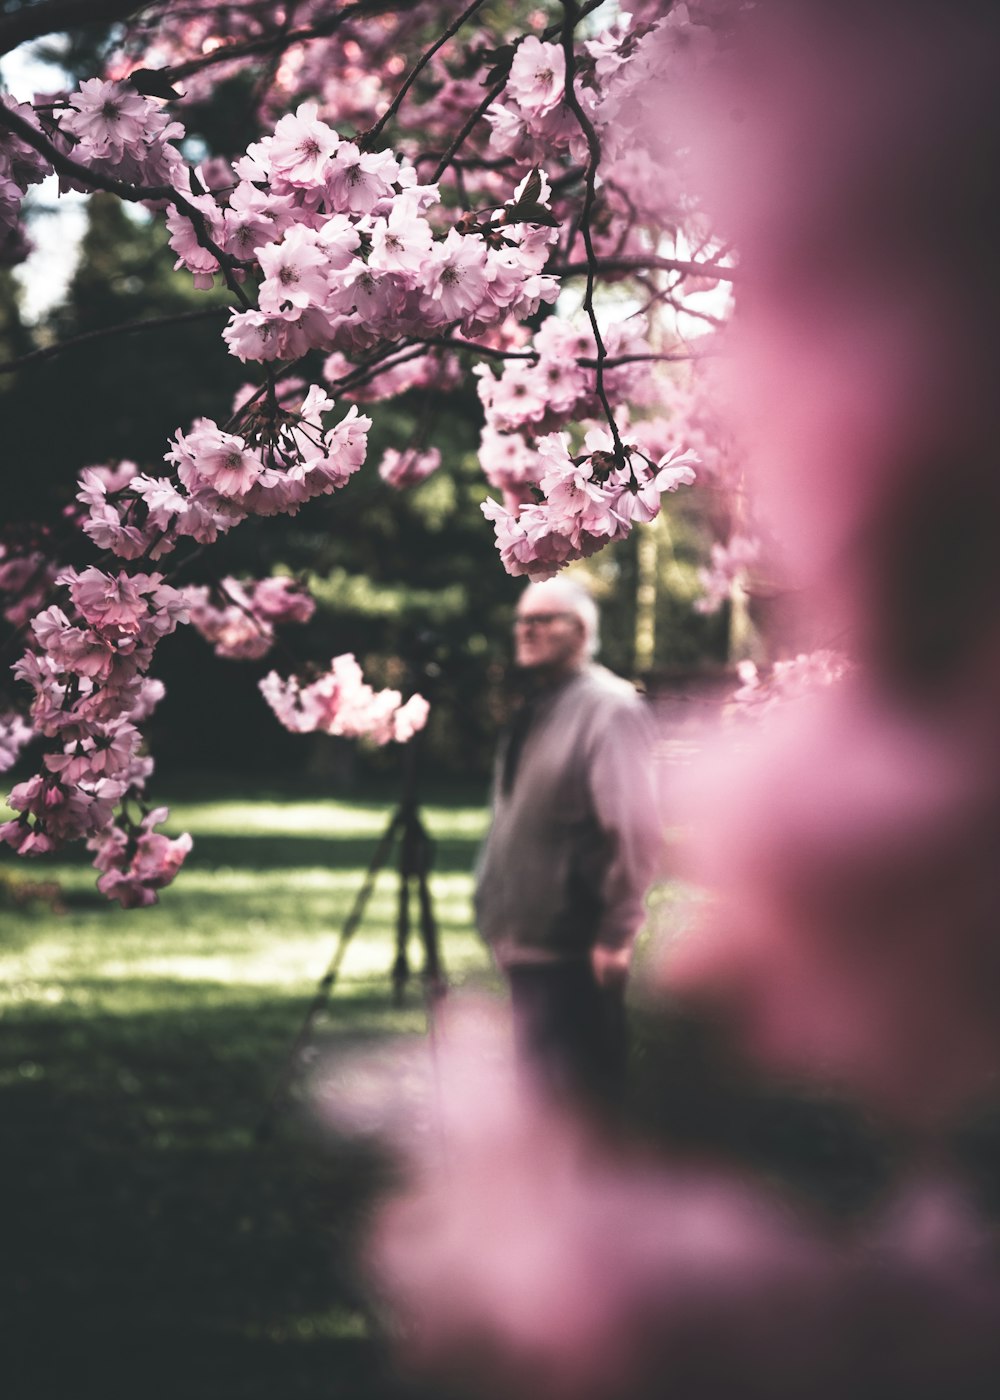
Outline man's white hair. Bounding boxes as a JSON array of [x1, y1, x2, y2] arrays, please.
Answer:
[[520, 577, 600, 657]]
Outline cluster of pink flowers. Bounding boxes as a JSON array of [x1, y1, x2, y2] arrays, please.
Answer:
[[477, 319, 658, 431], [157, 103, 560, 357], [483, 428, 697, 580], [585, 6, 713, 166], [260, 653, 429, 745], [78, 384, 371, 559], [0, 5, 712, 904], [485, 36, 583, 165], [59, 77, 185, 188], [377, 445, 440, 490], [475, 317, 669, 506], [0, 563, 189, 901], [89, 804, 192, 909], [0, 96, 49, 255], [482, 11, 717, 240], [0, 710, 33, 773], [184, 575, 316, 661], [0, 535, 60, 628]]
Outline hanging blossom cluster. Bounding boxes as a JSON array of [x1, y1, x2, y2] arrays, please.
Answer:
[[0, 9, 718, 902], [58, 77, 185, 187], [0, 79, 185, 258], [3, 385, 375, 901], [78, 384, 371, 560], [0, 564, 190, 903], [260, 653, 429, 746], [184, 575, 316, 661], [483, 427, 697, 581], [89, 804, 192, 910], [476, 318, 662, 496], [0, 97, 49, 255], [163, 103, 561, 359], [0, 711, 34, 773], [0, 532, 60, 629]]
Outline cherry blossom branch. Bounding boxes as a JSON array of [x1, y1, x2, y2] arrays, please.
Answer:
[[424, 336, 534, 361], [558, 0, 625, 463], [335, 343, 432, 395], [0, 307, 230, 375], [360, 0, 492, 150], [0, 103, 252, 308], [163, 0, 423, 81]]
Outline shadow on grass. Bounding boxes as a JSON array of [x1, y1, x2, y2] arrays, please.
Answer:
[[179, 832, 481, 875], [1, 990, 436, 1400]]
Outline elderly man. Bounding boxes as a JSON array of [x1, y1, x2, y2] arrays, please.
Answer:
[[475, 576, 663, 1110]]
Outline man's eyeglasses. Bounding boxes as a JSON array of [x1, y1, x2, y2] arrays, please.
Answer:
[[514, 612, 574, 628]]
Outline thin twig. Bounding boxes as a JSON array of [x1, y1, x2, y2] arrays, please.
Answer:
[[361, 0, 491, 150], [431, 74, 508, 184], [164, 0, 421, 80], [558, 0, 624, 460], [556, 253, 738, 283], [0, 307, 230, 375]]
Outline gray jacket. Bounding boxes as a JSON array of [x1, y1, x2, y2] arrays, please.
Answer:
[[474, 663, 663, 967]]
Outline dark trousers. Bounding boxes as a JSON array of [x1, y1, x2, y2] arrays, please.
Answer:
[[507, 961, 627, 1114]]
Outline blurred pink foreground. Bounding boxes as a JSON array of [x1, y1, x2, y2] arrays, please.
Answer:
[[338, 3, 1000, 1394]]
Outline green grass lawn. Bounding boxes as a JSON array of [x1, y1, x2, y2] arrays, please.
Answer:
[[0, 786, 494, 1400]]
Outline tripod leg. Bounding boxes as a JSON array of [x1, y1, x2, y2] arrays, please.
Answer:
[[417, 865, 446, 1000], [392, 870, 411, 1007], [256, 808, 400, 1142]]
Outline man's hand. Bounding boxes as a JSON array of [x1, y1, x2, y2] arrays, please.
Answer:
[[591, 944, 631, 988]]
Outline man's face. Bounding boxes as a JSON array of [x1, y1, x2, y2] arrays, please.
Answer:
[[514, 590, 587, 675]]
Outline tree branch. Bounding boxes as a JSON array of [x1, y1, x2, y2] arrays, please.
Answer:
[[0, 0, 142, 58], [556, 254, 738, 283], [431, 73, 507, 184], [558, 0, 624, 460], [164, 0, 422, 81], [0, 306, 230, 375]]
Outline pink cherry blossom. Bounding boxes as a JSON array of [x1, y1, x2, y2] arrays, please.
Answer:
[[62, 79, 154, 161], [265, 102, 340, 185], [378, 445, 441, 489], [506, 37, 566, 115], [0, 711, 33, 774], [257, 224, 331, 312], [325, 141, 399, 215], [90, 806, 192, 909], [166, 420, 266, 498], [421, 230, 490, 323]]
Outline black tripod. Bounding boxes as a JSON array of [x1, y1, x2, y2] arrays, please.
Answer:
[[257, 746, 446, 1142]]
